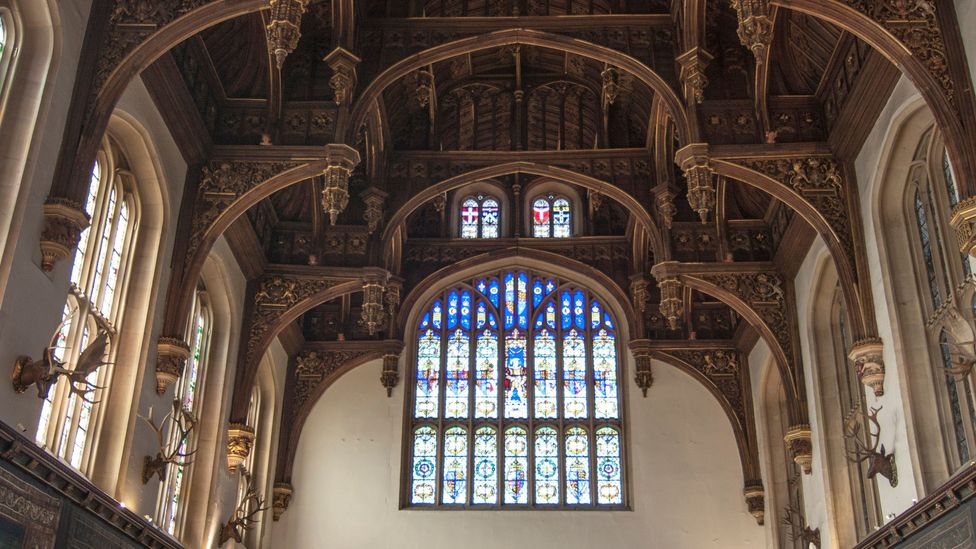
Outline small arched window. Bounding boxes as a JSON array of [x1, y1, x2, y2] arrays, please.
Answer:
[[913, 189, 943, 310], [532, 194, 572, 238], [406, 270, 624, 508], [36, 152, 138, 470], [459, 193, 500, 239], [158, 288, 212, 535]]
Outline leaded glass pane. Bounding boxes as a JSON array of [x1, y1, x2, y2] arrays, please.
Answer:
[[504, 427, 529, 504], [461, 198, 480, 238], [482, 198, 500, 238], [596, 427, 622, 504], [442, 427, 468, 504], [593, 328, 618, 419], [535, 427, 560, 504], [565, 426, 591, 505], [940, 332, 970, 463], [532, 198, 551, 237], [473, 427, 498, 504], [474, 303, 499, 419], [411, 426, 438, 504], [914, 191, 942, 309], [563, 330, 587, 419], [504, 328, 528, 419], [553, 198, 571, 237]]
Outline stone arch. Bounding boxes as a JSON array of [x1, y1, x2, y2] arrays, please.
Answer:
[[341, 28, 692, 146], [382, 161, 664, 270]]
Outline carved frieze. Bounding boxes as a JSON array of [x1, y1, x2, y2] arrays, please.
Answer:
[[0, 467, 61, 548], [227, 422, 255, 472]]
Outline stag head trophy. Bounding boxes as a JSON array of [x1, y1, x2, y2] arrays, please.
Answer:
[[138, 399, 198, 484], [844, 405, 897, 487], [12, 309, 111, 403], [782, 504, 821, 549], [219, 471, 269, 546]]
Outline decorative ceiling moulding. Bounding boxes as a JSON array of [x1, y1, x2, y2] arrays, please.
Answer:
[[325, 47, 361, 106], [731, 0, 774, 65], [266, 0, 311, 69], [676, 47, 712, 105], [675, 143, 715, 223]]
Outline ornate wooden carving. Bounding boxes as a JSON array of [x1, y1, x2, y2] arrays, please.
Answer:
[[226, 422, 255, 472], [272, 483, 293, 522], [39, 200, 89, 272]]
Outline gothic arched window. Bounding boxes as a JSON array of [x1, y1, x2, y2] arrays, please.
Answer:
[[37, 150, 138, 471], [938, 330, 976, 465], [158, 288, 212, 535], [460, 194, 500, 239], [406, 270, 624, 508], [532, 194, 572, 238]]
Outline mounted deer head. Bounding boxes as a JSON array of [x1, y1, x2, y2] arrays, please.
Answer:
[[219, 471, 268, 546], [844, 405, 897, 487], [12, 309, 111, 403], [138, 399, 198, 484], [782, 504, 821, 548]]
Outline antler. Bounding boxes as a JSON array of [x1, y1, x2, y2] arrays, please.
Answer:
[[51, 331, 111, 404], [138, 399, 198, 484], [219, 471, 269, 545], [843, 405, 881, 463]]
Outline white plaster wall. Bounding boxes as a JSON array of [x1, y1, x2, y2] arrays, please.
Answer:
[[747, 341, 778, 549], [272, 358, 763, 549], [955, 0, 976, 86]]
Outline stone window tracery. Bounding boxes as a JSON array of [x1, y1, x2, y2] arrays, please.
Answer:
[[532, 193, 572, 238], [406, 269, 624, 508], [460, 193, 501, 239]]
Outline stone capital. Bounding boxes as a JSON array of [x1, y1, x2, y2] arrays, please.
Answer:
[[743, 482, 765, 525], [227, 423, 256, 473], [155, 337, 191, 395], [272, 483, 294, 521], [951, 197, 976, 257], [848, 338, 885, 397], [40, 199, 90, 272], [784, 425, 813, 474]]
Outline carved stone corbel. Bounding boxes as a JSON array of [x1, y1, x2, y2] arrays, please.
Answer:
[[272, 483, 293, 521], [676, 144, 715, 223], [321, 144, 361, 225], [324, 47, 361, 106], [155, 337, 191, 395], [951, 197, 976, 258], [676, 47, 713, 105], [743, 481, 765, 525], [848, 338, 885, 397], [784, 425, 813, 474], [227, 423, 256, 473], [629, 339, 654, 397], [39, 199, 89, 272]]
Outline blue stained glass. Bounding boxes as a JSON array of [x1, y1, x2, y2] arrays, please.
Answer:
[[473, 427, 498, 504], [476, 301, 488, 329], [489, 279, 500, 308], [460, 291, 472, 330], [534, 301, 556, 330], [596, 427, 622, 504], [442, 427, 468, 504], [475, 328, 499, 419], [546, 279, 556, 296], [533, 279, 544, 307], [535, 427, 560, 504], [415, 329, 441, 418], [604, 313, 614, 329], [411, 426, 437, 504], [505, 328, 528, 419], [565, 427, 591, 504], [504, 427, 529, 504], [447, 291, 459, 329], [590, 300, 602, 329], [534, 329, 558, 419], [445, 329, 470, 418], [518, 272, 529, 329], [573, 290, 585, 329], [553, 198, 572, 238], [432, 300, 443, 329], [560, 291, 572, 329], [419, 312, 430, 329], [504, 273, 515, 329], [477, 279, 488, 296], [593, 330, 619, 419], [563, 330, 587, 418]]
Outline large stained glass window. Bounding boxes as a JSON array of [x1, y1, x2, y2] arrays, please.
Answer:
[[532, 194, 572, 238], [36, 153, 137, 472], [406, 270, 624, 508], [459, 193, 500, 239]]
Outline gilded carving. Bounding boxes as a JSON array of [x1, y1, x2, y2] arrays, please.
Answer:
[[950, 196, 976, 257], [380, 352, 400, 397], [155, 337, 191, 395], [656, 277, 683, 331], [743, 482, 765, 525], [272, 483, 293, 521], [849, 337, 885, 397], [730, 0, 773, 64], [784, 425, 813, 474], [267, 0, 310, 69], [227, 423, 256, 472]]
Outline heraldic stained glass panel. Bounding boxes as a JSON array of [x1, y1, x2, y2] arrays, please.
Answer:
[[406, 270, 624, 508], [460, 194, 501, 239]]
